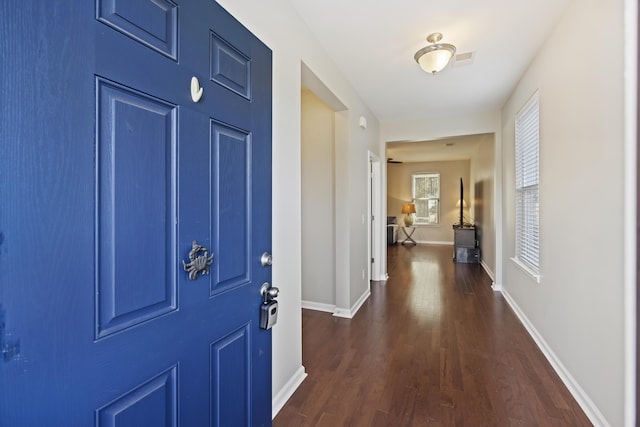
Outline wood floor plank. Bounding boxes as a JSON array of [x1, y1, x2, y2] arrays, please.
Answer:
[[273, 244, 593, 426]]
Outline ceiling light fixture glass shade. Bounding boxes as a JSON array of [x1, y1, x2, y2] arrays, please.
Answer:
[[414, 33, 456, 74]]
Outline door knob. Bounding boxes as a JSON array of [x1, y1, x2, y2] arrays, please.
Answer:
[[265, 286, 279, 299], [260, 252, 272, 267], [260, 282, 279, 300]]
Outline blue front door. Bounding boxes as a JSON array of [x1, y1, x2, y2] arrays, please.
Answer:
[[0, 1, 272, 425]]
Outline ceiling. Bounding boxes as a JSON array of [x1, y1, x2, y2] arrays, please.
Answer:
[[287, 0, 570, 122], [386, 134, 492, 164]]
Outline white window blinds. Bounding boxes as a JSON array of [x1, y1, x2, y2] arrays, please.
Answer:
[[515, 92, 539, 273], [412, 173, 440, 224]]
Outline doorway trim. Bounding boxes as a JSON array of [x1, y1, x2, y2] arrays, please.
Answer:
[[368, 151, 383, 281]]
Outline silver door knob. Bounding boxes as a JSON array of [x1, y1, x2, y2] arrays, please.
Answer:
[[266, 286, 279, 299], [260, 252, 273, 267], [260, 282, 279, 300]]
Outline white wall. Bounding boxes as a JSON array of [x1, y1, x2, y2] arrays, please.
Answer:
[[381, 110, 500, 143], [346, 120, 381, 310], [215, 0, 382, 411], [301, 89, 335, 306], [500, 0, 629, 425]]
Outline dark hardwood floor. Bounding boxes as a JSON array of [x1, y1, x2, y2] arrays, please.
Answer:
[[273, 244, 592, 427]]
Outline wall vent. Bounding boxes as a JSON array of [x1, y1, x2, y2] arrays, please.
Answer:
[[452, 51, 474, 67]]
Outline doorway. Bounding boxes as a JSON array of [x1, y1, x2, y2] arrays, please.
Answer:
[[300, 64, 347, 314], [368, 152, 383, 282]]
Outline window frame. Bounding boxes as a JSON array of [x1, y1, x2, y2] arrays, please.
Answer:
[[513, 91, 541, 282], [411, 173, 440, 225]]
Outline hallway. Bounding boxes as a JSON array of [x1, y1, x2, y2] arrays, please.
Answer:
[[273, 244, 592, 426]]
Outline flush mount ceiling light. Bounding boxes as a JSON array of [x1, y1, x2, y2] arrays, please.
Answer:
[[414, 33, 456, 75]]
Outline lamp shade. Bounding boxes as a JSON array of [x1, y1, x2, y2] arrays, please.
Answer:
[[416, 49, 454, 74], [401, 203, 416, 214], [414, 33, 456, 74]]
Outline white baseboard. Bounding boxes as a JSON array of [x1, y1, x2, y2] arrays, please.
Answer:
[[480, 259, 495, 281], [332, 307, 352, 318], [333, 289, 371, 319], [490, 281, 502, 292], [272, 365, 307, 419], [302, 289, 371, 319], [350, 289, 371, 316], [500, 288, 609, 427], [301, 300, 335, 313]]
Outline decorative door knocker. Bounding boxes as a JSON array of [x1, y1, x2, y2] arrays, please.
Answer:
[[183, 240, 213, 280]]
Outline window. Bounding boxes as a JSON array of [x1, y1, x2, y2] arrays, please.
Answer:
[[514, 92, 540, 278], [412, 173, 439, 224]]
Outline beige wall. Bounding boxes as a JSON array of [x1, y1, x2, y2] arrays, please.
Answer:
[[501, 0, 627, 424], [301, 89, 335, 305], [387, 160, 470, 244], [471, 134, 496, 278]]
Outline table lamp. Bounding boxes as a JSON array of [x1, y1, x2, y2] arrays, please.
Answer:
[[401, 203, 416, 227]]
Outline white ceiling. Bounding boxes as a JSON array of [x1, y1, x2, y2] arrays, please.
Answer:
[[387, 134, 491, 164], [287, 0, 570, 121]]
